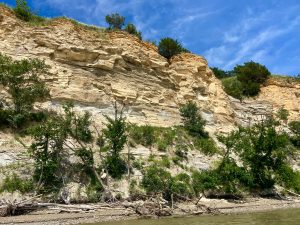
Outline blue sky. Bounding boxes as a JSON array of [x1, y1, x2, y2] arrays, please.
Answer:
[[2, 0, 300, 76]]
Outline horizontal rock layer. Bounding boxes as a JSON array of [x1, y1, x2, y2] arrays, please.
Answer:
[[0, 5, 299, 135]]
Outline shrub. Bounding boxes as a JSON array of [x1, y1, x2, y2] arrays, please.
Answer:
[[160, 156, 171, 168], [222, 76, 244, 100], [86, 183, 103, 203], [128, 124, 155, 147], [192, 170, 219, 196], [0, 173, 33, 194], [179, 101, 207, 137], [242, 81, 260, 96], [276, 107, 289, 122], [157, 139, 168, 151], [105, 13, 125, 30], [289, 121, 300, 134], [216, 157, 253, 194], [234, 61, 271, 96], [192, 158, 252, 196], [210, 67, 232, 79], [142, 165, 193, 200], [234, 61, 271, 85], [289, 121, 300, 147], [222, 61, 271, 98], [124, 23, 142, 40], [132, 159, 144, 170], [171, 173, 193, 198], [158, 38, 189, 60], [275, 164, 300, 193], [194, 137, 218, 156], [142, 164, 172, 195], [103, 111, 127, 156], [14, 0, 33, 21]]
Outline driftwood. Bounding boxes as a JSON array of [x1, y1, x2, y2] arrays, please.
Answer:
[[0, 195, 43, 217], [286, 189, 300, 197], [0, 198, 133, 217]]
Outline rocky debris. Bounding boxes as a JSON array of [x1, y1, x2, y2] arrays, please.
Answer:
[[230, 97, 273, 126]]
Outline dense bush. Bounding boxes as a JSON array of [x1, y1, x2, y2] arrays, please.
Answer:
[[179, 101, 207, 138], [1, 111, 48, 130], [234, 61, 271, 84], [142, 165, 193, 200], [210, 67, 232, 79], [192, 158, 252, 197], [192, 170, 219, 196], [142, 164, 172, 195], [0, 109, 13, 127], [171, 173, 193, 199], [158, 38, 189, 60], [14, 0, 33, 21], [13, 0, 45, 25], [105, 13, 125, 30], [234, 61, 271, 96], [218, 119, 299, 192], [222, 77, 244, 100], [222, 61, 271, 98], [124, 23, 142, 40]]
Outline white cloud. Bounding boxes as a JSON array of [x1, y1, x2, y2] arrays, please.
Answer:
[[204, 5, 300, 72]]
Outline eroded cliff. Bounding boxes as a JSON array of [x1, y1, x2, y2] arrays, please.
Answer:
[[0, 5, 299, 169]]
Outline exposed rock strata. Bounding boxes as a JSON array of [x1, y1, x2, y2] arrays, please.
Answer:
[[0, 5, 299, 169]]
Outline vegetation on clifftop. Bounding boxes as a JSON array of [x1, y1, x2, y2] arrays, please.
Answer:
[[212, 61, 271, 99]]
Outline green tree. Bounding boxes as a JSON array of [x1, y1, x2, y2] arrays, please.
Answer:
[[14, 0, 33, 21], [124, 23, 142, 40], [103, 103, 127, 179], [29, 103, 103, 194], [233, 61, 271, 96], [29, 116, 68, 193], [0, 54, 49, 114], [179, 101, 207, 137], [105, 13, 125, 30], [219, 119, 298, 191], [158, 38, 189, 60]]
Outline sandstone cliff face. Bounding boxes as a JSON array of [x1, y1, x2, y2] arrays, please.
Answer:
[[0, 6, 235, 136], [0, 6, 299, 154]]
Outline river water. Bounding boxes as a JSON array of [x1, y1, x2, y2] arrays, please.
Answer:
[[88, 208, 300, 225]]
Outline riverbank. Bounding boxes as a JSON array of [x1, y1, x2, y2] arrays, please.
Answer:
[[1, 197, 300, 225]]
